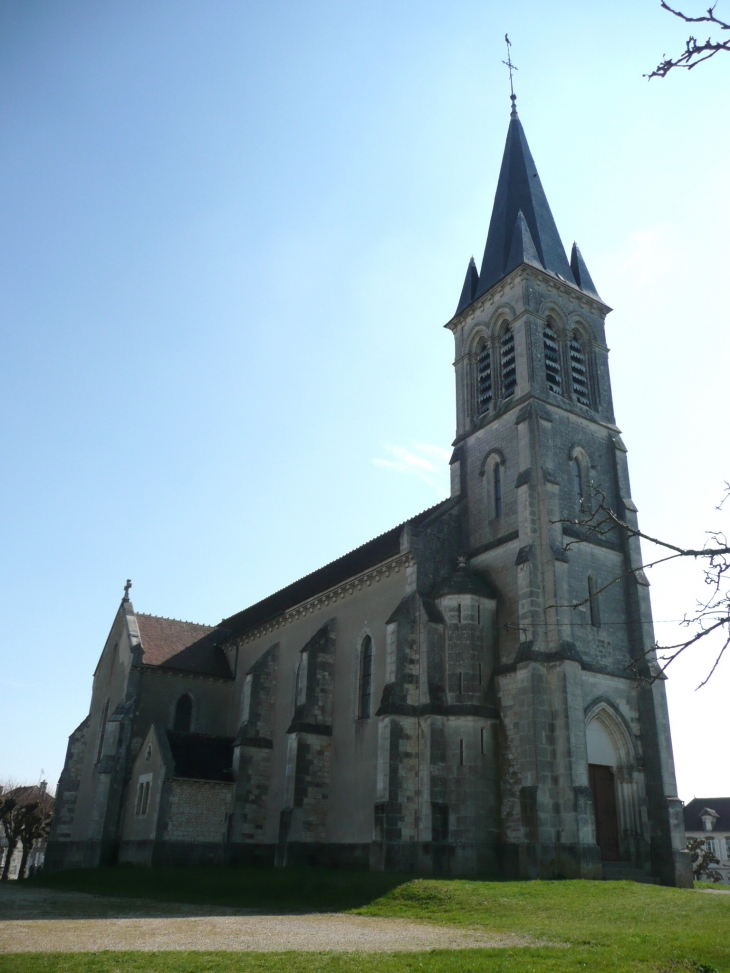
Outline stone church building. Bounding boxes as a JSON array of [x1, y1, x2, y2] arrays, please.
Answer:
[[47, 105, 692, 886]]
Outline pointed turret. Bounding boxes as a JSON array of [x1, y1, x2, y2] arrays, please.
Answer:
[[455, 256, 479, 315], [570, 242, 601, 300], [474, 114, 576, 299], [503, 210, 542, 277]]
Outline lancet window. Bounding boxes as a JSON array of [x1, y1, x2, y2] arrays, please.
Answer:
[[476, 340, 493, 415], [544, 322, 562, 394], [359, 635, 373, 719], [570, 332, 591, 406], [494, 462, 502, 518], [173, 694, 193, 733], [501, 326, 516, 398], [573, 457, 584, 505]]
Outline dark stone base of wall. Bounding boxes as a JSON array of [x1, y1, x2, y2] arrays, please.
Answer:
[[505, 841, 603, 880], [47, 837, 688, 887], [44, 840, 118, 872], [370, 840, 501, 877]]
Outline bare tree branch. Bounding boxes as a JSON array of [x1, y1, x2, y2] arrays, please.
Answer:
[[648, 2, 730, 78], [551, 483, 730, 688]]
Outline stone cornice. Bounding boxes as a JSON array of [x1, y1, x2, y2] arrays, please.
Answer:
[[233, 552, 414, 647], [444, 264, 611, 333]]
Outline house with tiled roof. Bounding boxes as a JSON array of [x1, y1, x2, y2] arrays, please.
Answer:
[[46, 101, 691, 886]]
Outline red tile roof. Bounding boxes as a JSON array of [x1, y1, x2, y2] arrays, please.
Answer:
[[136, 614, 232, 679]]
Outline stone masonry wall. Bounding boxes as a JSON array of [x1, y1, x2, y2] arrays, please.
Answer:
[[164, 780, 233, 844]]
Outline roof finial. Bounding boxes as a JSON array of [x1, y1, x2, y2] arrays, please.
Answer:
[[123, 578, 132, 602], [503, 34, 518, 117]]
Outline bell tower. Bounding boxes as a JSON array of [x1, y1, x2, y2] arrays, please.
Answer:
[[446, 104, 692, 885]]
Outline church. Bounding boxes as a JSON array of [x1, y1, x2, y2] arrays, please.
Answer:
[[46, 101, 693, 886]]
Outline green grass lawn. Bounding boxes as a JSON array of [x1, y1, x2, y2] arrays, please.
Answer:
[[0, 867, 727, 973]]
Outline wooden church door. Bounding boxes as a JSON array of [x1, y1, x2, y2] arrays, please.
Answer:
[[589, 764, 621, 861]]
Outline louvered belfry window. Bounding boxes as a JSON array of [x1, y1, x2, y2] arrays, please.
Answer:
[[477, 341, 493, 415], [570, 333, 590, 406], [501, 327, 516, 398], [544, 324, 562, 394]]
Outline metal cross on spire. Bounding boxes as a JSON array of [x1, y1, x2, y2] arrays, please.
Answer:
[[502, 34, 518, 117], [123, 578, 132, 601]]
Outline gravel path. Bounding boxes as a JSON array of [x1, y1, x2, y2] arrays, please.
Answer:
[[0, 886, 541, 953]]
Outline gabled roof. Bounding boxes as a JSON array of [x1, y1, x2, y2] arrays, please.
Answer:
[[136, 614, 232, 679], [166, 730, 234, 782], [452, 111, 601, 314], [684, 797, 730, 832]]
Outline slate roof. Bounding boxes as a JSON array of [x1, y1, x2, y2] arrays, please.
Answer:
[[166, 731, 235, 782], [136, 614, 232, 679], [684, 798, 730, 832], [454, 112, 600, 314]]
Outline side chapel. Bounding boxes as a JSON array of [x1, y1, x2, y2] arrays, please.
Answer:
[[47, 102, 693, 886]]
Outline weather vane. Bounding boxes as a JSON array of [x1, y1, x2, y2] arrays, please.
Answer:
[[503, 34, 518, 117]]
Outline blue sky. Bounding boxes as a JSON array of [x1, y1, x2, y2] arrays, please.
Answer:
[[1, 0, 728, 799]]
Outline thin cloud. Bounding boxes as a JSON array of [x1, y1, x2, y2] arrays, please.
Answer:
[[373, 443, 451, 491]]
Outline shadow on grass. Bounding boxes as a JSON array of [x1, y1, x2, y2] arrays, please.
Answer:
[[32, 866, 414, 913]]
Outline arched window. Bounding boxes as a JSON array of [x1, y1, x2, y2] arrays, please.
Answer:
[[573, 457, 583, 504], [588, 575, 601, 628], [476, 340, 492, 415], [173, 694, 193, 733], [359, 636, 373, 719], [501, 326, 516, 398], [493, 462, 502, 518], [544, 322, 562, 394], [570, 332, 590, 406]]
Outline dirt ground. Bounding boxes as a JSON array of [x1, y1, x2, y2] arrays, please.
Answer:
[[0, 884, 541, 953]]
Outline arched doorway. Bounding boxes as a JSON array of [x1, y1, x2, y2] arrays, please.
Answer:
[[586, 715, 622, 861]]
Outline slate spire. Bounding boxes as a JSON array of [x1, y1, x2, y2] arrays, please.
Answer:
[[473, 114, 576, 300], [455, 256, 479, 315]]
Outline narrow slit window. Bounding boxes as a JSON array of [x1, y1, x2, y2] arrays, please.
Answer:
[[477, 341, 493, 415], [544, 324, 562, 393], [570, 333, 591, 406], [494, 463, 502, 518], [588, 576, 601, 628], [457, 603, 462, 624], [96, 698, 109, 763], [477, 604, 481, 625], [501, 327, 516, 398], [478, 662, 482, 685], [480, 727, 485, 754], [135, 783, 144, 816], [359, 636, 373, 719], [459, 739, 464, 766]]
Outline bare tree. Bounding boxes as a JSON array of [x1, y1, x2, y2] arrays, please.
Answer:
[[0, 783, 54, 881], [649, 2, 730, 78], [16, 787, 54, 880], [554, 484, 729, 688], [686, 836, 723, 881]]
